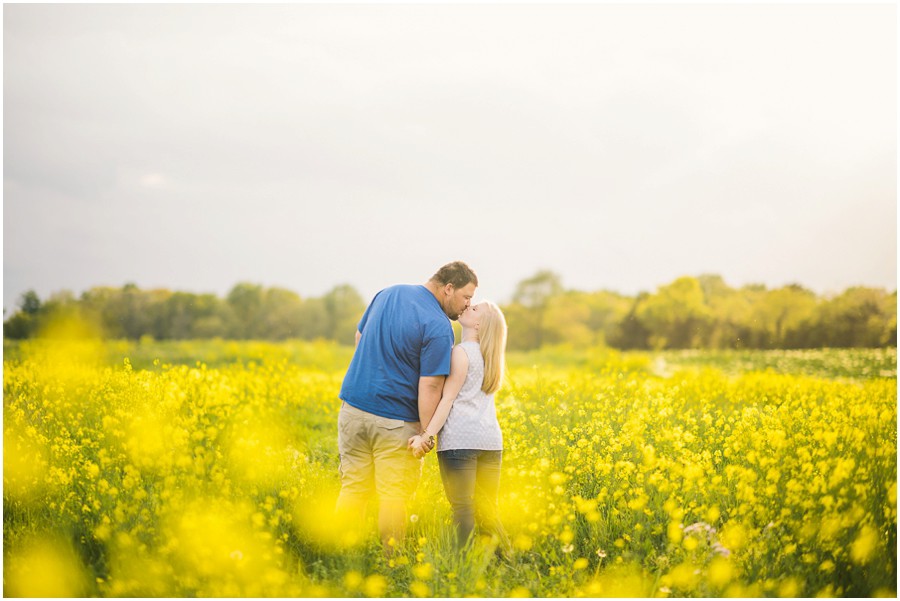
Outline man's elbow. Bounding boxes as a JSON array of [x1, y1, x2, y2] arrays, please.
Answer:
[[420, 376, 445, 395], [425, 379, 444, 392]]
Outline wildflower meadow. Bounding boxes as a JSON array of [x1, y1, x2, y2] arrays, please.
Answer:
[[3, 331, 896, 597]]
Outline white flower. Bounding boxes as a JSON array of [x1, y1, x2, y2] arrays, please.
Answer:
[[683, 521, 713, 537], [410, 514, 419, 523], [561, 544, 574, 554]]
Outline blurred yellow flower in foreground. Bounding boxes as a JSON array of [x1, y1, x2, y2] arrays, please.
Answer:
[[580, 563, 654, 598], [850, 524, 879, 565], [4, 535, 90, 597], [3, 431, 51, 502], [363, 574, 387, 597]]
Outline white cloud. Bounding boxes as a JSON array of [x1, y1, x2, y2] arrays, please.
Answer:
[[138, 173, 168, 189]]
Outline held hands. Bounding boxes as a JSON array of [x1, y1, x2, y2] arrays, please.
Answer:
[[407, 433, 435, 459]]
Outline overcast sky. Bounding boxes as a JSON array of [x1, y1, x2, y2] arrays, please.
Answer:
[[3, 3, 896, 313]]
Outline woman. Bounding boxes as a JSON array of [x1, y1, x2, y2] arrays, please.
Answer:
[[408, 301, 511, 552]]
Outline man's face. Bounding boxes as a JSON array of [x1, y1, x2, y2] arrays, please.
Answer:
[[442, 282, 476, 321]]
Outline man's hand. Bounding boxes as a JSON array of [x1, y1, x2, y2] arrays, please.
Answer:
[[407, 434, 433, 458]]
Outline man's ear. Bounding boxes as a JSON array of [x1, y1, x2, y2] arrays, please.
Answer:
[[443, 283, 455, 296]]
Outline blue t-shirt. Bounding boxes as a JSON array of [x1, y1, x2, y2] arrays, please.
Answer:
[[339, 284, 454, 421]]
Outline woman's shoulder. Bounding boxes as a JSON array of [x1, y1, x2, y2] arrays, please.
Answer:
[[450, 343, 470, 362], [454, 341, 483, 362], [456, 339, 480, 347], [454, 340, 481, 351]]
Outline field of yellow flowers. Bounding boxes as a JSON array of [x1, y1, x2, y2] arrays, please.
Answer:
[[3, 334, 896, 597]]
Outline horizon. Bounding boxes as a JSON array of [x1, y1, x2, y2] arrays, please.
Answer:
[[5, 268, 896, 317]]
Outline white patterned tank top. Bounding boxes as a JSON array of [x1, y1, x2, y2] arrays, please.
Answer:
[[437, 340, 503, 451]]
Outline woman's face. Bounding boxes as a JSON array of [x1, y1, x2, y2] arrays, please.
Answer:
[[458, 302, 486, 330]]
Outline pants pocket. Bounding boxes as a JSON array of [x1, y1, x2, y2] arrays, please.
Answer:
[[373, 415, 405, 429]]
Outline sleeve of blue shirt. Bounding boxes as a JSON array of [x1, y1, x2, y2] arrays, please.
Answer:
[[420, 320, 454, 377], [356, 289, 382, 333]]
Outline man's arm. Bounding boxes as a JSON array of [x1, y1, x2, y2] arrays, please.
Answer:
[[409, 347, 468, 456], [420, 347, 468, 437], [355, 330, 362, 347], [417, 375, 445, 430]]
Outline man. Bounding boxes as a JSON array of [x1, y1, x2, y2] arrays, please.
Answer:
[[335, 261, 478, 551]]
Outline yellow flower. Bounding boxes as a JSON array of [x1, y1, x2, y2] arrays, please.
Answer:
[[720, 523, 747, 551], [514, 534, 533, 551], [409, 581, 430, 597], [412, 563, 433, 580], [664, 562, 699, 590], [343, 571, 363, 591], [362, 574, 387, 597], [5, 537, 90, 597], [667, 522, 683, 544], [707, 557, 733, 589], [849, 525, 879, 565], [778, 578, 802, 598]]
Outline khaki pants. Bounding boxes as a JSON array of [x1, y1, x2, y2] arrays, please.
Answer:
[[337, 402, 423, 505]]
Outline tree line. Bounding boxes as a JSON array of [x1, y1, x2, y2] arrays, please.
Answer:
[[3, 283, 367, 346], [4, 272, 896, 350]]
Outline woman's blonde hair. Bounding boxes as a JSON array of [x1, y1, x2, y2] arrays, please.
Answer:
[[478, 301, 508, 395]]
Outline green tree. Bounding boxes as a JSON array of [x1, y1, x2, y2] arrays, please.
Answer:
[[226, 283, 265, 339], [259, 288, 304, 340], [322, 284, 366, 344], [500, 302, 537, 351], [20, 290, 41, 315], [887, 292, 897, 346], [734, 284, 769, 348], [512, 270, 564, 349], [746, 284, 818, 348], [188, 293, 229, 338], [80, 284, 162, 340], [609, 293, 652, 350], [160, 292, 201, 339], [581, 289, 636, 347], [711, 290, 756, 349], [809, 287, 896, 347], [770, 284, 817, 348], [696, 275, 749, 348], [542, 292, 593, 347], [3, 291, 41, 339], [295, 297, 329, 340], [636, 276, 712, 349]]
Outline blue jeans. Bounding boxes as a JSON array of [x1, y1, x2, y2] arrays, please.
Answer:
[[437, 449, 509, 551]]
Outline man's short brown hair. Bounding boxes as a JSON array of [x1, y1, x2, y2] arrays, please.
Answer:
[[431, 261, 478, 289]]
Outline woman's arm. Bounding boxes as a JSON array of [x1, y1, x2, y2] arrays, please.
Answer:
[[409, 345, 468, 454], [423, 345, 468, 437]]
